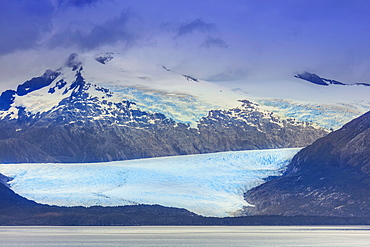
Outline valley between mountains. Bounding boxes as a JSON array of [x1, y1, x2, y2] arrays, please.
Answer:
[[1, 53, 370, 225]]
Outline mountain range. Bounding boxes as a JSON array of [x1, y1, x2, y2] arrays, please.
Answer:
[[0, 53, 327, 163], [1, 52, 370, 225]]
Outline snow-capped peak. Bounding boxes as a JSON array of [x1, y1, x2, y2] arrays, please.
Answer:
[[1, 52, 370, 130]]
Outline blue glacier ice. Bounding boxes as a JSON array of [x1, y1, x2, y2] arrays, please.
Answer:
[[103, 85, 217, 126], [256, 99, 370, 130], [0, 148, 300, 217]]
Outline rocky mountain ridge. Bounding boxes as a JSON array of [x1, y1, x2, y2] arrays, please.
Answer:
[[245, 111, 370, 217], [0, 55, 328, 163], [295, 71, 370, 87]]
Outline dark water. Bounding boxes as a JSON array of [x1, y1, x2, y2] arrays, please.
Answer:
[[0, 226, 369, 247]]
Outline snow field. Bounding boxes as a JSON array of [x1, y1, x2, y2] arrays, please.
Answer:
[[0, 148, 300, 217]]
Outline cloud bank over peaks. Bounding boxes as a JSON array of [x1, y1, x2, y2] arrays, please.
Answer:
[[0, 0, 54, 55], [48, 9, 138, 50], [1, 0, 370, 89]]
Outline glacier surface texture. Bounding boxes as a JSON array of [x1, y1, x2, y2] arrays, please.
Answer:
[[0, 148, 300, 217]]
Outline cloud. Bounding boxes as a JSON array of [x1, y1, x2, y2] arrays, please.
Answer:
[[1, 0, 370, 86], [48, 10, 137, 50], [202, 36, 228, 48], [57, 0, 105, 8], [206, 68, 249, 81], [0, 0, 54, 55], [175, 19, 216, 37]]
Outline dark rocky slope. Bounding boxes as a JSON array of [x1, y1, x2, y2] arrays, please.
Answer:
[[1, 178, 369, 226], [0, 174, 40, 211], [0, 103, 326, 163], [295, 71, 370, 87], [245, 111, 370, 217]]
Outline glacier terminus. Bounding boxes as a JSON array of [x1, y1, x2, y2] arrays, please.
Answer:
[[0, 148, 300, 217]]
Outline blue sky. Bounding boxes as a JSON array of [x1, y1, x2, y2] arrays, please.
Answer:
[[0, 0, 370, 88]]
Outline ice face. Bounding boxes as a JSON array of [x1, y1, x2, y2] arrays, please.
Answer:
[[0, 148, 300, 217]]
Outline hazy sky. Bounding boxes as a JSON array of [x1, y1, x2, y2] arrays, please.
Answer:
[[1, 0, 370, 89]]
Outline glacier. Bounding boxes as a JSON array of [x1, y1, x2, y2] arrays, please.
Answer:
[[101, 85, 216, 126], [256, 99, 370, 130], [0, 148, 300, 217]]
